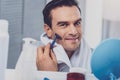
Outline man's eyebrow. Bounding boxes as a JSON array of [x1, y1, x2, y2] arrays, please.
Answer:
[[56, 18, 82, 25], [75, 18, 82, 23], [57, 21, 68, 25]]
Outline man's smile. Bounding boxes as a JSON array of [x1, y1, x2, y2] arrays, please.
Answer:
[[65, 37, 79, 42]]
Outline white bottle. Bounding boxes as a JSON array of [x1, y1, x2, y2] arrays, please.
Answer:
[[15, 38, 37, 80], [0, 20, 9, 80]]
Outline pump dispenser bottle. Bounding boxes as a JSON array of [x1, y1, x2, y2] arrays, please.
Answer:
[[0, 20, 9, 80]]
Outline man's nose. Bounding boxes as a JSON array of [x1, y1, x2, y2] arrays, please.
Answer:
[[69, 25, 77, 35]]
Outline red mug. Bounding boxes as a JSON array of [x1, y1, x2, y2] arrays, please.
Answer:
[[67, 72, 85, 80]]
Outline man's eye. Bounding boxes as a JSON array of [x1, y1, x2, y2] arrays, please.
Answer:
[[75, 21, 81, 26]]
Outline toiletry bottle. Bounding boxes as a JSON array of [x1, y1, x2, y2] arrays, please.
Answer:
[[15, 38, 37, 80], [67, 68, 86, 80], [67, 72, 85, 80], [0, 20, 9, 80]]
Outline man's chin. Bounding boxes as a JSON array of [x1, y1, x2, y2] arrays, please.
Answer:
[[65, 46, 79, 52]]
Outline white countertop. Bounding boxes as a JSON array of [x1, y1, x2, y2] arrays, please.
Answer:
[[5, 69, 99, 80], [5, 69, 67, 80]]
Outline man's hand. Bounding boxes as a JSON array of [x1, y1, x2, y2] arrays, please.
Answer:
[[36, 43, 58, 71]]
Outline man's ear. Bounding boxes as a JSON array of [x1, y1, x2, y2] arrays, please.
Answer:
[[44, 24, 54, 39]]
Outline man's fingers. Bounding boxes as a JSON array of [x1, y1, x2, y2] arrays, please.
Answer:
[[37, 46, 44, 56], [44, 43, 51, 56], [36, 43, 58, 71], [36, 47, 42, 69], [36, 46, 45, 64], [50, 50, 57, 63]]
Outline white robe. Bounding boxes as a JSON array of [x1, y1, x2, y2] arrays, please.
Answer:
[[40, 33, 92, 72]]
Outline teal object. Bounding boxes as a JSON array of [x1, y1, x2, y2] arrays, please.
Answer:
[[43, 77, 50, 80], [91, 39, 120, 80]]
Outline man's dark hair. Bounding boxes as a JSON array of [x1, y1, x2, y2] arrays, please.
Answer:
[[43, 0, 81, 28]]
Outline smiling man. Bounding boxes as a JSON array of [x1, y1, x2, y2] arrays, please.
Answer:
[[36, 0, 92, 73]]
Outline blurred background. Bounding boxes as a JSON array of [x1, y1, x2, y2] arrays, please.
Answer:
[[0, 0, 120, 69]]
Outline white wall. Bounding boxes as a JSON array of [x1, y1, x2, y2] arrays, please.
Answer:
[[0, 0, 46, 68], [84, 0, 103, 48]]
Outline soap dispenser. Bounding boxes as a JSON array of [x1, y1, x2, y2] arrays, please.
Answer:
[[15, 38, 37, 80]]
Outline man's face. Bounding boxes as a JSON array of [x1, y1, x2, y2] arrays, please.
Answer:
[[50, 6, 82, 52]]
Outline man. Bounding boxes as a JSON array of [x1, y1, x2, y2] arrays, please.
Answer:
[[36, 0, 92, 73]]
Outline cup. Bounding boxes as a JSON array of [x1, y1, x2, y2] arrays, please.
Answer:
[[67, 72, 85, 80]]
